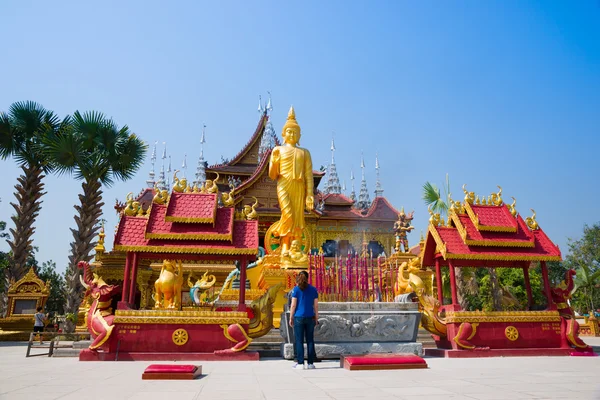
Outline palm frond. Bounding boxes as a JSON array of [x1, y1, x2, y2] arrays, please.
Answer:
[[0, 112, 17, 159]]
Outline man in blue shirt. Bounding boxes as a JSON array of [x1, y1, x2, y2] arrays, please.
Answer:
[[289, 270, 319, 369]]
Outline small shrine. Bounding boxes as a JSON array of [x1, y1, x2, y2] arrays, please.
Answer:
[[414, 185, 592, 357], [0, 267, 50, 335]]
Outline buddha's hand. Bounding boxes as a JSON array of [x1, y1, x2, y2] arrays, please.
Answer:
[[271, 147, 280, 163], [306, 195, 314, 211]]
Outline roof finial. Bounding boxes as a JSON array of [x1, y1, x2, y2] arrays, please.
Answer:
[[266, 91, 273, 113], [182, 154, 187, 178], [374, 152, 383, 197], [146, 141, 158, 188], [349, 169, 356, 202], [324, 133, 341, 194], [258, 95, 264, 114], [194, 124, 207, 188], [157, 142, 167, 190], [357, 151, 371, 210]]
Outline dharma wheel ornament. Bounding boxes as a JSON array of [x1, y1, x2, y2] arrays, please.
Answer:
[[172, 328, 189, 346], [505, 326, 519, 341]]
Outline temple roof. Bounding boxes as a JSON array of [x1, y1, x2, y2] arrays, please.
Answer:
[[318, 195, 399, 222], [323, 193, 355, 206], [208, 112, 270, 170], [114, 214, 258, 255], [165, 192, 218, 224], [422, 202, 561, 266]]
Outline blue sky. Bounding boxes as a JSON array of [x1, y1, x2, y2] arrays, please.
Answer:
[[1, 1, 599, 273]]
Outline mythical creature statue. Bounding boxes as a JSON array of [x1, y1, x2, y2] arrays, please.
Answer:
[[188, 271, 217, 306], [548, 269, 591, 350], [408, 273, 447, 338], [172, 171, 187, 193], [394, 257, 421, 295], [243, 197, 259, 220], [248, 282, 283, 338], [490, 185, 503, 206], [154, 259, 184, 309], [268, 106, 314, 261], [525, 209, 539, 230], [78, 261, 119, 351], [221, 183, 236, 207], [462, 184, 475, 205], [152, 184, 169, 205], [202, 172, 219, 194], [123, 192, 141, 216], [428, 205, 441, 227], [393, 208, 414, 253], [508, 197, 517, 217]]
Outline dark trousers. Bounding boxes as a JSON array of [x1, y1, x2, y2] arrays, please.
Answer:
[[293, 317, 316, 364]]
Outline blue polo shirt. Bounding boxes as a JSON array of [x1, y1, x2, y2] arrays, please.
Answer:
[[291, 284, 318, 318]]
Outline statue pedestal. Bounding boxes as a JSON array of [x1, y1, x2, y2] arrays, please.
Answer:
[[280, 302, 423, 359]]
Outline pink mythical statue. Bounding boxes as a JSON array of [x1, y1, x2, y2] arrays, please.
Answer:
[[78, 261, 120, 351]]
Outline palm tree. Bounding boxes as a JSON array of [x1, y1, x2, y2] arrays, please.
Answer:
[[0, 101, 68, 315], [45, 111, 146, 331]]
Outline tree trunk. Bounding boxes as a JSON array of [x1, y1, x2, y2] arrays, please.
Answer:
[[488, 267, 503, 311], [64, 179, 103, 333], [0, 269, 10, 318], [7, 164, 45, 281], [454, 268, 470, 310]]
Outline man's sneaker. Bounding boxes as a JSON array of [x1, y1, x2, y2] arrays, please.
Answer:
[[307, 364, 316, 369], [294, 363, 305, 370]]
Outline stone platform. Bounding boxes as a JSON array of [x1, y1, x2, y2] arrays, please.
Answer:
[[280, 302, 423, 359]]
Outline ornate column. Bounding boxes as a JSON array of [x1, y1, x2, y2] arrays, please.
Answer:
[[435, 258, 443, 305], [448, 260, 459, 309]]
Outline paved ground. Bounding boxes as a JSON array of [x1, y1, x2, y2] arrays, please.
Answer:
[[1, 339, 599, 400]]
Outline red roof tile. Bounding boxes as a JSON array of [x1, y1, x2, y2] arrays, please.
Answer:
[[146, 204, 234, 241], [362, 197, 400, 220], [165, 193, 217, 223], [466, 203, 518, 232], [453, 213, 535, 247], [323, 193, 355, 206]]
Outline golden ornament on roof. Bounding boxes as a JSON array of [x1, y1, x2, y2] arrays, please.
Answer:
[[508, 196, 517, 217], [221, 183, 235, 207], [243, 197, 259, 220], [525, 209, 539, 230], [462, 184, 475, 205], [172, 171, 187, 193], [123, 192, 141, 216], [490, 185, 503, 206], [153, 184, 169, 205]]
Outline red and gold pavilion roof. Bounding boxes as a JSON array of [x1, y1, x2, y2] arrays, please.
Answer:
[[422, 192, 561, 266], [114, 192, 258, 255]]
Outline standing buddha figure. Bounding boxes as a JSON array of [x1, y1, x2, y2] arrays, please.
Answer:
[[268, 106, 314, 262]]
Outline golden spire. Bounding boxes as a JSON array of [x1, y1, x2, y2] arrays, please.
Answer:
[[94, 222, 106, 255], [282, 105, 301, 136]]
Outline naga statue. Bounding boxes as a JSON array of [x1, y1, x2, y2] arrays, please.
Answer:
[[188, 271, 217, 306], [152, 184, 169, 205], [172, 171, 188, 193], [154, 259, 184, 309], [394, 257, 421, 295], [526, 209, 539, 230], [408, 273, 447, 338], [202, 172, 219, 194], [123, 192, 141, 216], [462, 184, 475, 205], [243, 197, 259, 220], [78, 261, 119, 351], [221, 183, 236, 207], [248, 282, 284, 338]]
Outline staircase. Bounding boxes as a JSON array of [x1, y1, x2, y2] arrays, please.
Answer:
[[248, 328, 284, 358], [417, 328, 437, 348], [52, 339, 91, 357]]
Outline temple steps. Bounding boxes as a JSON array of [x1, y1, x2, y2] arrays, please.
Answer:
[[417, 328, 437, 348], [249, 328, 284, 358]]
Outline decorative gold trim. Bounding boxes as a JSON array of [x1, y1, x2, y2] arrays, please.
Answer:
[[113, 244, 257, 255], [164, 216, 215, 224], [505, 326, 519, 341], [444, 252, 561, 262], [172, 328, 189, 345], [453, 323, 475, 350], [219, 288, 266, 301], [7, 267, 50, 295], [428, 224, 447, 258], [464, 202, 517, 233], [145, 232, 233, 241], [446, 310, 561, 323], [114, 316, 249, 325]]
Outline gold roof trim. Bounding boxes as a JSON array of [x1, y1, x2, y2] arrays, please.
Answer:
[[451, 213, 534, 248], [7, 267, 50, 295], [113, 244, 257, 255], [145, 232, 233, 242]]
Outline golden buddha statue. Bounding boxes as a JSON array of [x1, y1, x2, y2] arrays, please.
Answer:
[[281, 239, 308, 269], [268, 106, 314, 261], [154, 259, 184, 309]]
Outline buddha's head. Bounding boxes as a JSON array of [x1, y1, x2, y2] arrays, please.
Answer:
[[282, 106, 301, 145], [290, 239, 301, 252]]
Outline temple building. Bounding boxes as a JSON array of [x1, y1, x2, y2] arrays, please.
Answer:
[[96, 103, 406, 314]]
